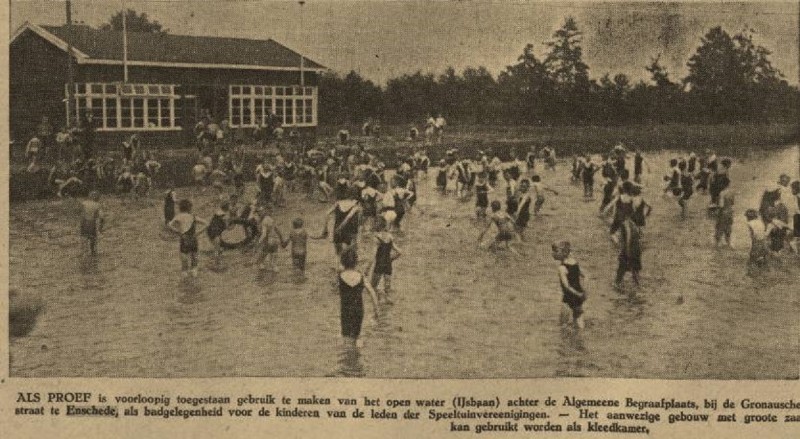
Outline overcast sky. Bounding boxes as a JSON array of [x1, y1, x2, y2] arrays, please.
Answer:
[[10, 1, 800, 85]]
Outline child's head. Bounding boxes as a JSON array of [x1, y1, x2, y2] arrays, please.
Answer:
[[669, 158, 678, 168], [551, 241, 571, 261], [791, 180, 800, 195], [530, 175, 541, 183], [779, 173, 791, 187], [292, 218, 304, 229], [678, 160, 687, 172], [720, 157, 732, 169], [219, 200, 230, 212], [630, 185, 642, 197], [178, 199, 192, 213], [490, 200, 502, 212], [340, 246, 358, 270], [89, 190, 100, 202], [744, 209, 758, 221]]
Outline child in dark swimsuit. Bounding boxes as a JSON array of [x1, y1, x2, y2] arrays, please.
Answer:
[[613, 218, 642, 290], [80, 191, 104, 256], [436, 160, 448, 194], [474, 173, 492, 219], [515, 179, 532, 236], [714, 191, 734, 248], [206, 200, 230, 267], [169, 199, 208, 279], [338, 247, 380, 348], [551, 241, 587, 329], [163, 187, 176, 225], [368, 217, 402, 305], [284, 218, 308, 279]]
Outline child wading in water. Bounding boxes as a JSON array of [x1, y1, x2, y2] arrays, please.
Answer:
[[530, 174, 559, 216], [551, 241, 587, 329], [168, 199, 208, 280], [745, 209, 769, 275], [255, 205, 284, 272], [714, 191, 734, 248], [206, 199, 230, 268], [367, 217, 402, 305], [284, 218, 308, 280], [337, 247, 381, 348], [478, 200, 520, 254], [80, 191, 105, 256], [613, 218, 642, 290]]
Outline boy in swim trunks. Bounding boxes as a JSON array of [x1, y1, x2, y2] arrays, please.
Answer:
[[530, 174, 559, 216]]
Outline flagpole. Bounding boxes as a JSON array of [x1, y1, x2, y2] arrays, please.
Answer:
[[299, 0, 305, 87], [65, 0, 75, 128], [122, 1, 129, 83]]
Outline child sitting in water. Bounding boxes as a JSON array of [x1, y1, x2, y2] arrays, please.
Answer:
[[80, 191, 105, 256], [367, 217, 402, 305], [168, 199, 208, 279], [551, 241, 587, 329]]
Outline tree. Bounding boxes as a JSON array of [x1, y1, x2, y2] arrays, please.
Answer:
[[544, 17, 592, 123], [101, 9, 166, 33], [684, 26, 785, 122]]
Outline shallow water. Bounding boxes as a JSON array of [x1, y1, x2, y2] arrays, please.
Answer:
[[9, 146, 800, 378]]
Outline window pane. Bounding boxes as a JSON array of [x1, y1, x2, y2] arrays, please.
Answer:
[[147, 98, 160, 127], [105, 98, 118, 128], [148, 85, 160, 95], [254, 99, 263, 125], [264, 87, 272, 96], [231, 98, 241, 126], [134, 85, 145, 95], [133, 98, 144, 128], [305, 87, 313, 95], [305, 98, 313, 123], [242, 86, 251, 95], [275, 87, 284, 96], [121, 98, 132, 128], [274, 98, 284, 120], [105, 84, 117, 94], [254, 86, 263, 95], [231, 86, 241, 95], [284, 99, 293, 125], [160, 99, 171, 128], [121, 84, 133, 95]]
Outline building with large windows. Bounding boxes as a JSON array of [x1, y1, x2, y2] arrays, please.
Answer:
[[10, 22, 325, 146]]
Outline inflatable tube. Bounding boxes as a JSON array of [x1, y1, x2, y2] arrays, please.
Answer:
[[219, 218, 258, 250]]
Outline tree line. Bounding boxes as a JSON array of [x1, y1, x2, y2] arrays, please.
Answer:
[[318, 18, 799, 126]]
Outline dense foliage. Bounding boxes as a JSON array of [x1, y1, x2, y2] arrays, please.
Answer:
[[318, 18, 799, 126]]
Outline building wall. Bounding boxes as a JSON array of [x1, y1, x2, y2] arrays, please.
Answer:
[[9, 29, 71, 142], [10, 28, 320, 149]]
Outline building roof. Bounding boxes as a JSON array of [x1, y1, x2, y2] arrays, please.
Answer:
[[11, 22, 326, 72]]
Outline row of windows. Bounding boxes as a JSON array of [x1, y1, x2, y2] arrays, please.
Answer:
[[229, 97, 315, 127], [230, 85, 315, 97], [75, 97, 176, 129], [65, 83, 317, 130], [72, 83, 176, 97]]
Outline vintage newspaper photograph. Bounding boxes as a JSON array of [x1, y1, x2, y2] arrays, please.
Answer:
[[2, 0, 799, 437]]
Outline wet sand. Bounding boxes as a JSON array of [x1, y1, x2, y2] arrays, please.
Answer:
[[9, 146, 799, 378]]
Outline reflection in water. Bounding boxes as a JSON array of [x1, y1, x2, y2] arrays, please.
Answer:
[[334, 345, 365, 378], [555, 324, 588, 377]]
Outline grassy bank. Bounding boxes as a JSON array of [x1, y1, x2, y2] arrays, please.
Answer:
[[10, 123, 798, 202]]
